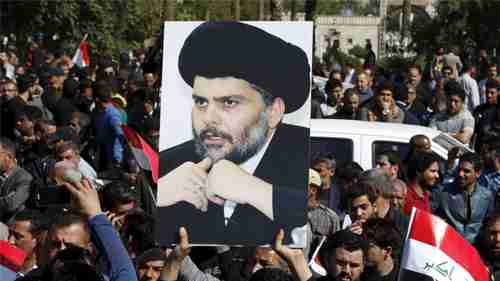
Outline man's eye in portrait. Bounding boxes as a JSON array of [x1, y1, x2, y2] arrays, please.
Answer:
[[193, 96, 208, 108], [222, 98, 239, 108]]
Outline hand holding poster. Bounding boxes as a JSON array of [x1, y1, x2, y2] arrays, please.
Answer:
[[156, 21, 312, 246], [398, 208, 489, 281]]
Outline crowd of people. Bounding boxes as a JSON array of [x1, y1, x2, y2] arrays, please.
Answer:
[[0, 35, 500, 281]]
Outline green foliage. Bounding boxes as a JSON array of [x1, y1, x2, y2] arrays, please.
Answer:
[[411, 0, 500, 56], [348, 45, 367, 60]]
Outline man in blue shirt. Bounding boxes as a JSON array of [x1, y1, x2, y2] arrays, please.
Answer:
[[94, 81, 125, 169], [478, 146, 500, 193]]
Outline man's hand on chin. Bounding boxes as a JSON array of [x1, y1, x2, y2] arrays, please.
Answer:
[[157, 157, 212, 211], [206, 159, 274, 220]]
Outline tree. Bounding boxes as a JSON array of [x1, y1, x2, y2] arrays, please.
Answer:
[[270, 0, 283, 21]]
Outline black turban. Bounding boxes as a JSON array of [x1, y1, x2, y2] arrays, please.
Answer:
[[178, 21, 311, 114]]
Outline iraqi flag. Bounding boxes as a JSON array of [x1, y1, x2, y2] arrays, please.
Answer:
[[72, 35, 90, 68], [398, 208, 489, 281], [0, 240, 26, 279], [122, 125, 159, 183]]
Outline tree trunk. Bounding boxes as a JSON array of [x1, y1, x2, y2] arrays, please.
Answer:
[[259, 0, 265, 20], [270, 0, 283, 21], [234, 0, 240, 20], [166, 0, 176, 21], [401, 0, 411, 41], [290, 0, 297, 21], [305, 0, 317, 21]]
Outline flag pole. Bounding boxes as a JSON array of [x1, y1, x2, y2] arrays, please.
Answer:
[[396, 207, 417, 281]]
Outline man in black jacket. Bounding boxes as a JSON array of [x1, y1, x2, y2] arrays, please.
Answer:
[[157, 21, 310, 246]]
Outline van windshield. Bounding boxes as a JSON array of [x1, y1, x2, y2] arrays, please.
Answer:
[[432, 133, 474, 153]]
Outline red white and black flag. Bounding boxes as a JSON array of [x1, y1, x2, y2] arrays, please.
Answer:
[[72, 34, 90, 68], [122, 125, 159, 183], [398, 208, 489, 281]]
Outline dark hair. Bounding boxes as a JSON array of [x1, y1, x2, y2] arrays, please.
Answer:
[[336, 161, 363, 180], [249, 268, 294, 281], [0, 137, 16, 157], [320, 230, 368, 262], [342, 88, 359, 102], [121, 210, 156, 256], [407, 152, 440, 181], [80, 79, 93, 91], [325, 79, 343, 94], [408, 64, 421, 74], [11, 209, 46, 235], [95, 80, 112, 103], [250, 83, 275, 107], [377, 80, 394, 95], [485, 79, 499, 91], [377, 150, 400, 166], [55, 141, 80, 156], [101, 181, 136, 210], [312, 156, 336, 170], [444, 80, 466, 101], [15, 106, 43, 122], [50, 212, 90, 238], [459, 152, 482, 172], [364, 218, 402, 260], [346, 181, 378, 205]]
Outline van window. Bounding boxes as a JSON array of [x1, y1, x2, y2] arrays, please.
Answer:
[[372, 141, 409, 167], [311, 137, 353, 167]]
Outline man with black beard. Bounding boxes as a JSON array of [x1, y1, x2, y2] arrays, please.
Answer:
[[156, 21, 310, 245]]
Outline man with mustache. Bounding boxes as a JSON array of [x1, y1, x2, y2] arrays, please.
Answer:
[[156, 21, 310, 245]]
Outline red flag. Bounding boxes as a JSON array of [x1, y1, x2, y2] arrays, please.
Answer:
[[399, 208, 489, 281], [0, 240, 27, 272], [122, 125, 159, 183], [72, 35, 90, 67]]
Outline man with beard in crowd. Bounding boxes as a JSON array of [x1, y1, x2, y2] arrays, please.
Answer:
[[403, 152, 440, 215], [157, 21, 310, 245], [477, 211, 500, 280]]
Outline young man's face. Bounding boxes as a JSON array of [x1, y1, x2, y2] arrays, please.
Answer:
[[366, 243, 386, 267], [138, 260, 165, 281], [47, 224, 89, 261], [343, 95, 360, 114], [456, 161, 479, 189], [488, 66, 498, 79], [418, 162, 440, 188], [486, 87, 498, 105], [191, 76, 273, 164], [9, 220, 37, 255], [486, 219, 500, 257], [313, 161, 334, 187], [356, 74, 369, 92], [375, 90, 393, 108], [327, 247, 364, 281], [408, 68, 421, 85], [350, 195, 376, 224], [447, 95, 463, 115]]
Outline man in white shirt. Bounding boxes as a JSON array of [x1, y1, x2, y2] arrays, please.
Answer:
[[459, 64, 480, 112]]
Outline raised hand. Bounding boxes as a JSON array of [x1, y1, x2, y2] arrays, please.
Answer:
[[274, 229, 312, 281], [62, 178, 102, 219]]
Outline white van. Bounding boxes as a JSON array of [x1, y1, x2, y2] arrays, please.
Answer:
[[310, 119, 472, 170]]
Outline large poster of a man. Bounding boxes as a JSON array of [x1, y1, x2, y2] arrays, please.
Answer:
[[157, 21, 312, 246]]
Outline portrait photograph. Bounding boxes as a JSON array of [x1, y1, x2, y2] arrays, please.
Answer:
[[157, 21, 313, 246]]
